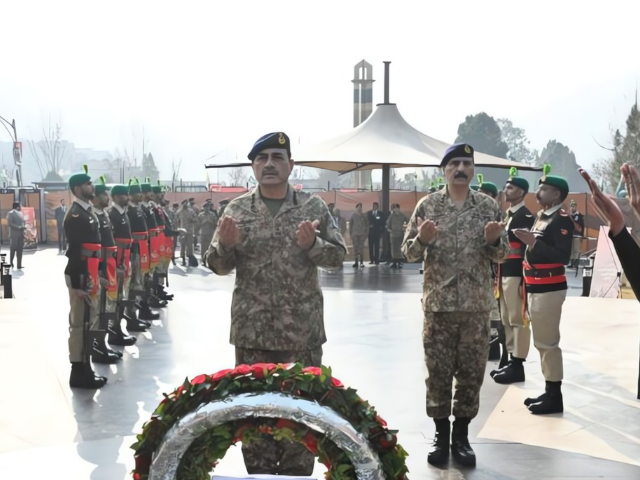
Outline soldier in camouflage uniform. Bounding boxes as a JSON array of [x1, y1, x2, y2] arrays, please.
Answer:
[[197, 200, 218, 265], [386, 203, 408, 268], [402, 143, 508, 468], [177, 200, 197, 266], [204, 132, 346, 476]]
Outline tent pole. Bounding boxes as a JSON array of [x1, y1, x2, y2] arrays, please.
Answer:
[[382, 164, 390, 214]]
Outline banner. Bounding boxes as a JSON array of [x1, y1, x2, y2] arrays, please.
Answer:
[[21, 207, 38, 249], [589, 226, 623, 298]]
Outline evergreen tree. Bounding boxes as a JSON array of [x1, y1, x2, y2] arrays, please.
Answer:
[[497, 118, 539, 165], [142, 152, 160, 182], [538, 140, 585, 192], [455, 112, 509, 158]]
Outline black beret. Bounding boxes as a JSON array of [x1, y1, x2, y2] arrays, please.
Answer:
[[248, 132, 291, 161], [441, 143, 474, 167]]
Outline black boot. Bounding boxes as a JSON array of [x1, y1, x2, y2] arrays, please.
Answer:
[[148, 295, 167, 309], [352, 262, 358, 268], [137, 300, 160, 320], [527, 381, 563, 415], [451, 417, 476, 467], [69, 362, 107, 389], [92, 336, 121, 364], [108, 319, 137, 346], [493, 357, 525, 384], [428, 418, 450, 466]]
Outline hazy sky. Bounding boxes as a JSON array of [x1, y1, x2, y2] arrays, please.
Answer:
[[2, 0, 640, 181]]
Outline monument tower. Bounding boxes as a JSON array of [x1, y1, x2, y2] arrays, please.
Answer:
[[352, 60, 374, 189]]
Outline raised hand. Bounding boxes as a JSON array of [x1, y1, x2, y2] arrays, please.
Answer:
[[621, 163, 640, 217], [218, 215, 241, 248], [579, 168, 624, 236], [513, 229, 536, 247], [297, 219, 320, 250], [417, 217, 437, 244], [484, 221, 505, 245]]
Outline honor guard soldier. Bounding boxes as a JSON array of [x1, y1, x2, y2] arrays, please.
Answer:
[[64, 165, 108, 389], [90, 176, 123, 364], [513, 164, 574, 415], [140, 178, 167, 309], [205, 132, 347, 476], [491, 168, 535, 384], [152, 182, 179, 301], [126, 179, 158, 328], [108, 183, 137, 346], [402, 144, 508, 467], [477, 176, 499, 199]]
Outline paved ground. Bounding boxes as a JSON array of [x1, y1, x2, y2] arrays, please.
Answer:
[[0, 246, 639, 479]]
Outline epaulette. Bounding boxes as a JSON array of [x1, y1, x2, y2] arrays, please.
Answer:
[[559, 209, 569, 216]]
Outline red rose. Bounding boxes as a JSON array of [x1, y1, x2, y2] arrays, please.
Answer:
[[374, 415, 388, 427], [302, 366, 322, 376], [251, 363, 275, 379], [133, 474, 141, 480], [211, 369, 233, 381], [233, 364, 252, 376], [302, 432, 318, 454], [379, 433, 397, 449], [275, 419, 297, 430], [191, 374, 207, 385], [233, 423, 252, 442], [135, 454, 152, 472], [331, 377, 344, 388]]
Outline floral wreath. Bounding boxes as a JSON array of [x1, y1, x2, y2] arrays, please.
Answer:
[[131, 363, 409, 480]]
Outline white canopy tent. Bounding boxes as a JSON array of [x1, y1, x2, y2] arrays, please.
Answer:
[[205, 61, 540, 212]]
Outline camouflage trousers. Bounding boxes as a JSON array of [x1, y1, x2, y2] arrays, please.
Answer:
[[235, 347, 323, 476], [423, 312, 490, 419]]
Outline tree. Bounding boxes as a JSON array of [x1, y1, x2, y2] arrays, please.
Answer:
[[228, 167, 249, 186], [455, 112, 509, 158], [142, 152, 160, 182], [497, 118, 539, 165], [538, 140, 585, 192], [593, 129, 625, 193], [28, 118, 69, 180]]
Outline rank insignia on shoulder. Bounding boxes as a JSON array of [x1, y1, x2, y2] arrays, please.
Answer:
[[561, 229, 569, 235], [559, 209, 569, 216], [71, 214, 79, 217]]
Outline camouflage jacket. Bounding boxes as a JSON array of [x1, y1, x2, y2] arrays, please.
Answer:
[[177, 206, 197, 234], [205, 185, 347, 350], [349, 212, 368, 237], [198, 210, 219, 236], [402, 188, 509, 313], [386, 211, 408, 236]]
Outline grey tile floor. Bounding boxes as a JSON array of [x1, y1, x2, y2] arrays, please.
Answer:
[[0, 247, 639, 479]]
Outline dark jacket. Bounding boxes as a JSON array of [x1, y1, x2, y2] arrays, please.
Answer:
[[63, 201, 101, 289]]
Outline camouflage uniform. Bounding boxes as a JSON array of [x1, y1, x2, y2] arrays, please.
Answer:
[[402, 188, 509, 419], [177, 204, 197, 259], [205, 184, 346, 475], [197, 208, 218, 259], [349, 211, 368, 259], [386, 209, 408, 260]]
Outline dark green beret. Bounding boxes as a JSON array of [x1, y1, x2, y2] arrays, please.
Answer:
[[69, 165, 91, 190], [506, 167, 529, 193], [479, 182, 498, 198], [540, 175, 569, 194], [94, 175, 110, 195], [470, 185, 479, 191], [441, 143, 474, 167], [140, 182, 152, 193], [248, 132, 291, 161], [128, 179, 141, 194], [111, 185, 129, 196], [152, 185, 163, 194]]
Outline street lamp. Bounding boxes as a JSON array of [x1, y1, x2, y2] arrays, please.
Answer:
[[0, 115, 22, 187]]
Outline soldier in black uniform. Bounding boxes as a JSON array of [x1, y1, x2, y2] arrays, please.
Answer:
[[90, 177, 123, 364], [491, 169, 535, 384], [126, 179, 158, 328], [140, 179, 167, 310], [108, 183, 137, 346], [64, 166, 107, 389], [151, 182, 179, 301], [514, 165, 574, 414]]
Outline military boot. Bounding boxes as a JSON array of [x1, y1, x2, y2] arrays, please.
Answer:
[[124, 306, 151, 330], [451, 417, 476, 467], [527, 381, 563, 415], [69, 362, 107, 389], [493, 357, 525, 384], [108, 319, 137, 347], [427, 418, 450, 466], [92, 335, 121, 364], [137, 300, 160, 320]]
